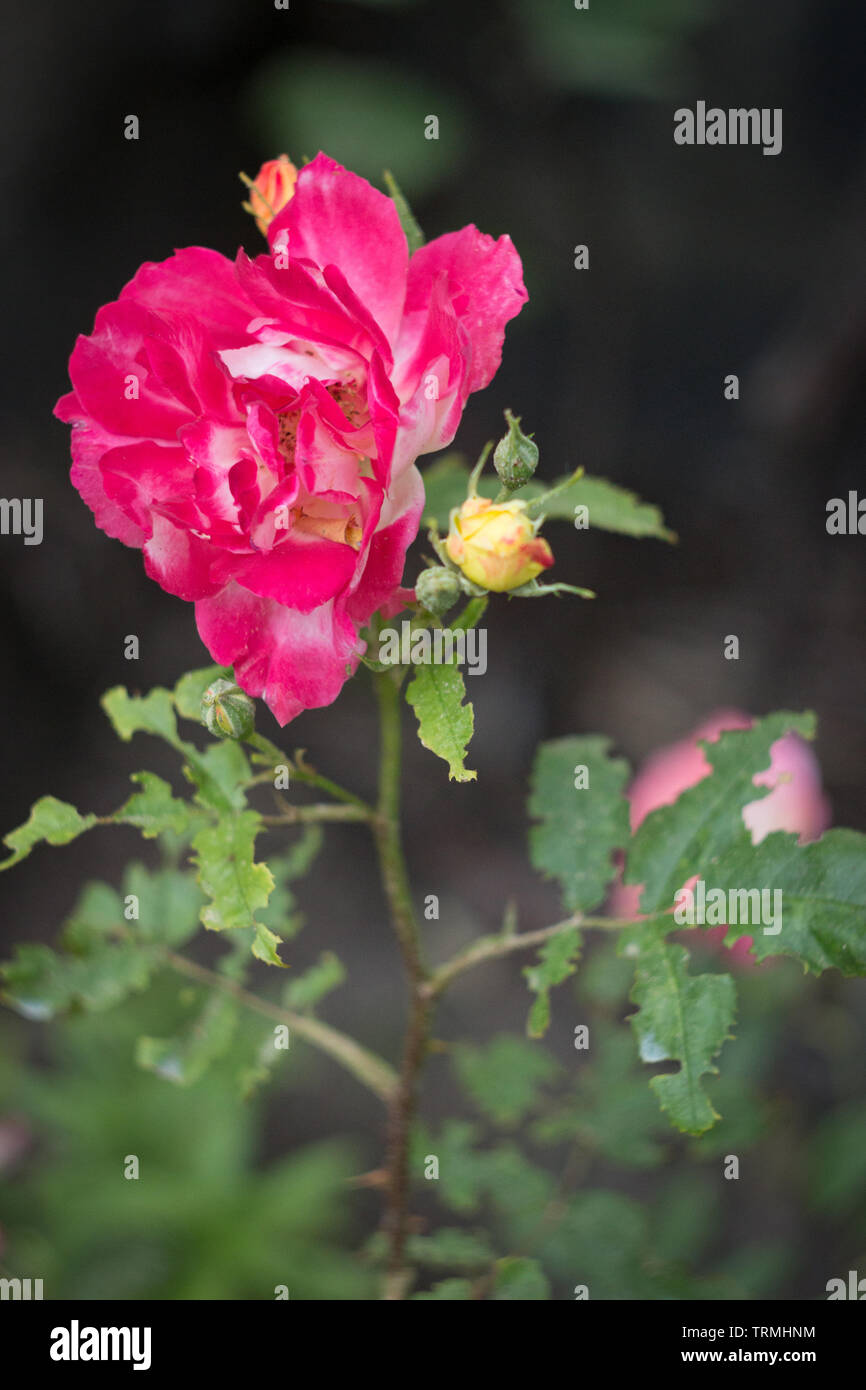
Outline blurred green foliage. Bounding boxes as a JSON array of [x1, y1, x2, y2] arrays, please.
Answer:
[[510, 0, 719, 100], [0, 988, 374, 1300], [247, 51, 471, 199], [406, 937, 866, 1299]]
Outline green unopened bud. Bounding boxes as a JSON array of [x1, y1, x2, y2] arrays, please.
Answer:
[[201, 679, 255, 740], [415, 565, 462, 616], [493, 409, 539, 491]]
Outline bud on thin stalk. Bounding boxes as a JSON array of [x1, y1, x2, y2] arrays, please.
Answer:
[[493, 409, 539, 492], [201, 678, 256, 740]]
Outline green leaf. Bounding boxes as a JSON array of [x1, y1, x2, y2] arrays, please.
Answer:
[[624, 711, 817, 915], [406, 661, 476, 782], [116, 772, 193, 839], [173, 665, 231, 721], [483, 1144, 556, 1244], [59, 868, 202, 955], [383, 169, 424, 254], [237, 1018, 291, 1099], [282, 952, 346, 1011], [0, 796, 97, 870], [102, 682, 249, 817], [523, 926, 582, 1038], [419, 453, 675, 541], [120, 865, 204, 950], [251, 923, 286, 968], [533, 1020, 668, 1168], [101, 686, 180, 746], [1, 941, 155, 1020], [136, 993, 239, 1086], [411, 1121, 488, 1213], [452, 1036, 560, 1127], [621, 925, 737, 1135], [708, 827, 866, 975], [0, 862, 209, 1022], [528, 473, 676, 542], [185, 740, 251, 814], [411, 1126, 557, 1248], [405, 1227, 494, 1272], [254, 827, 324, 943], [528, 736, 631, 913], [538, 1189, 656, 1299], [491, 1256, 550, 1300], [61, 880, 124, 949], [420, 452, 476, 527], [192, 811, 276, 937]]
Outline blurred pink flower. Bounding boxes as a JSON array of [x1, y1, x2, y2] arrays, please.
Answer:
[[610, 709, 831, 964]]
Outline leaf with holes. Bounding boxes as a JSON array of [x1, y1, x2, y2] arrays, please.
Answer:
[[116, 773, 194, 839], [709, 827, 866, 975], [624, 710, 816, 915], [621, 924, 737, 1136], [102, 685, 181, 747], [193, 812, 276, 940], [0, 796, 98, 871], [406, 662, 476, 782]]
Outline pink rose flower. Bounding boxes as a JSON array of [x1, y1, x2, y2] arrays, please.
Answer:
[[55, 153, 527, 724], [610, 709, 831, 963]]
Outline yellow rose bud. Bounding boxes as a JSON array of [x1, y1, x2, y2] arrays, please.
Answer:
[[242, 155, 298, 236], [445, 496, 554, 593]]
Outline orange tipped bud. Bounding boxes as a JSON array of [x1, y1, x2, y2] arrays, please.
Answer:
[[242, 155, 298, 236]]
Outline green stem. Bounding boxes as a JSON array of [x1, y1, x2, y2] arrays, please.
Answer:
[[373, 673, 428, 985], [162, 950, 398, 1105], [290, 764, 372, 811], [372, 670, 431, 1297], [424, 908, 676, 998], [245, 733, 372, 812], [424, 914, 582, 997], [260, 803, 372, 826]]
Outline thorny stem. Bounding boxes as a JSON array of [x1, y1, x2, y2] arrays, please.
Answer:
[[162, 950, 398, 1105], [367, 668, 675, 1298], [239, 671, 672, 1297], [372, 669, 431, 1299]]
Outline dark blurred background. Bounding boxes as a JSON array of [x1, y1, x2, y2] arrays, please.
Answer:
[[0, 0, 865, 1299]]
